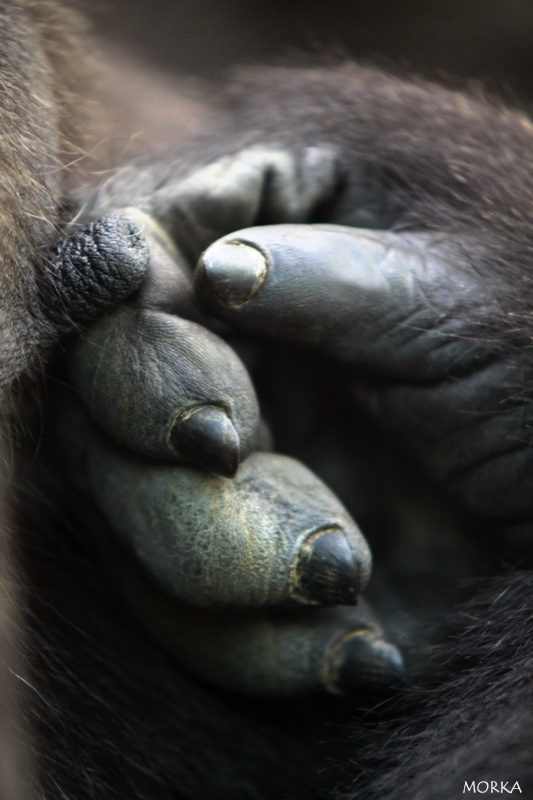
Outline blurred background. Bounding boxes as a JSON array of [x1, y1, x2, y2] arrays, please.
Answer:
[[87, 0, 533, 100]]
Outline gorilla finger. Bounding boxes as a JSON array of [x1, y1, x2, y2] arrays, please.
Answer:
[[198, 225, 533, 522], [113, 538, 401, 696], [62, 404, 371, 608], [196, 224, 494, 381], [70, 306, 259, 476], [160, 606, 404, 697], [41, 215, 148, 336]]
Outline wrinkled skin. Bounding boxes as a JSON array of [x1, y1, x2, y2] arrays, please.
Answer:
[[47, 65, 533, 703]]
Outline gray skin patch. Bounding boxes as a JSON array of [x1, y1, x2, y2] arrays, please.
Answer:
[[44, 215, 149, 332]]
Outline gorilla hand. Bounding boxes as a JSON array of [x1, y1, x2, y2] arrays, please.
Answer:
[[56, 63, 530, 696], [54, 209, 400, 697]]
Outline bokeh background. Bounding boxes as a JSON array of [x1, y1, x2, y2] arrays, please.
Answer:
[[88, 0, 533, 100]]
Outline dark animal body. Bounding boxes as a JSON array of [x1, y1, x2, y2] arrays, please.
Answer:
[[0, 2, 532, 799]]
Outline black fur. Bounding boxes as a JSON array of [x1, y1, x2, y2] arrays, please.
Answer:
[[343, 572, 533, 799]]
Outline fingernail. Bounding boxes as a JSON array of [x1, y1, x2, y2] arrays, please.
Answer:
[[170, 405, 240, 477], [292, 527, 364, 606], [326, 629, 404, 695], [200, 240, 267, 307]]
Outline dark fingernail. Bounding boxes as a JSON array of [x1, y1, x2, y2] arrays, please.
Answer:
[[326, 629, 404, 695], [170, 405, 240, 477], [292, 527, 364, 606], [200, 240, 267, 307]]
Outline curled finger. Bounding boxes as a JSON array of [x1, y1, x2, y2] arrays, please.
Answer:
[[58, 402, 371, 609]]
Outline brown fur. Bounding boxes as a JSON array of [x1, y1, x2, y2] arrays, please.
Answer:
[[0, 1, 90, 386], [0, 5, 92, 795]]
